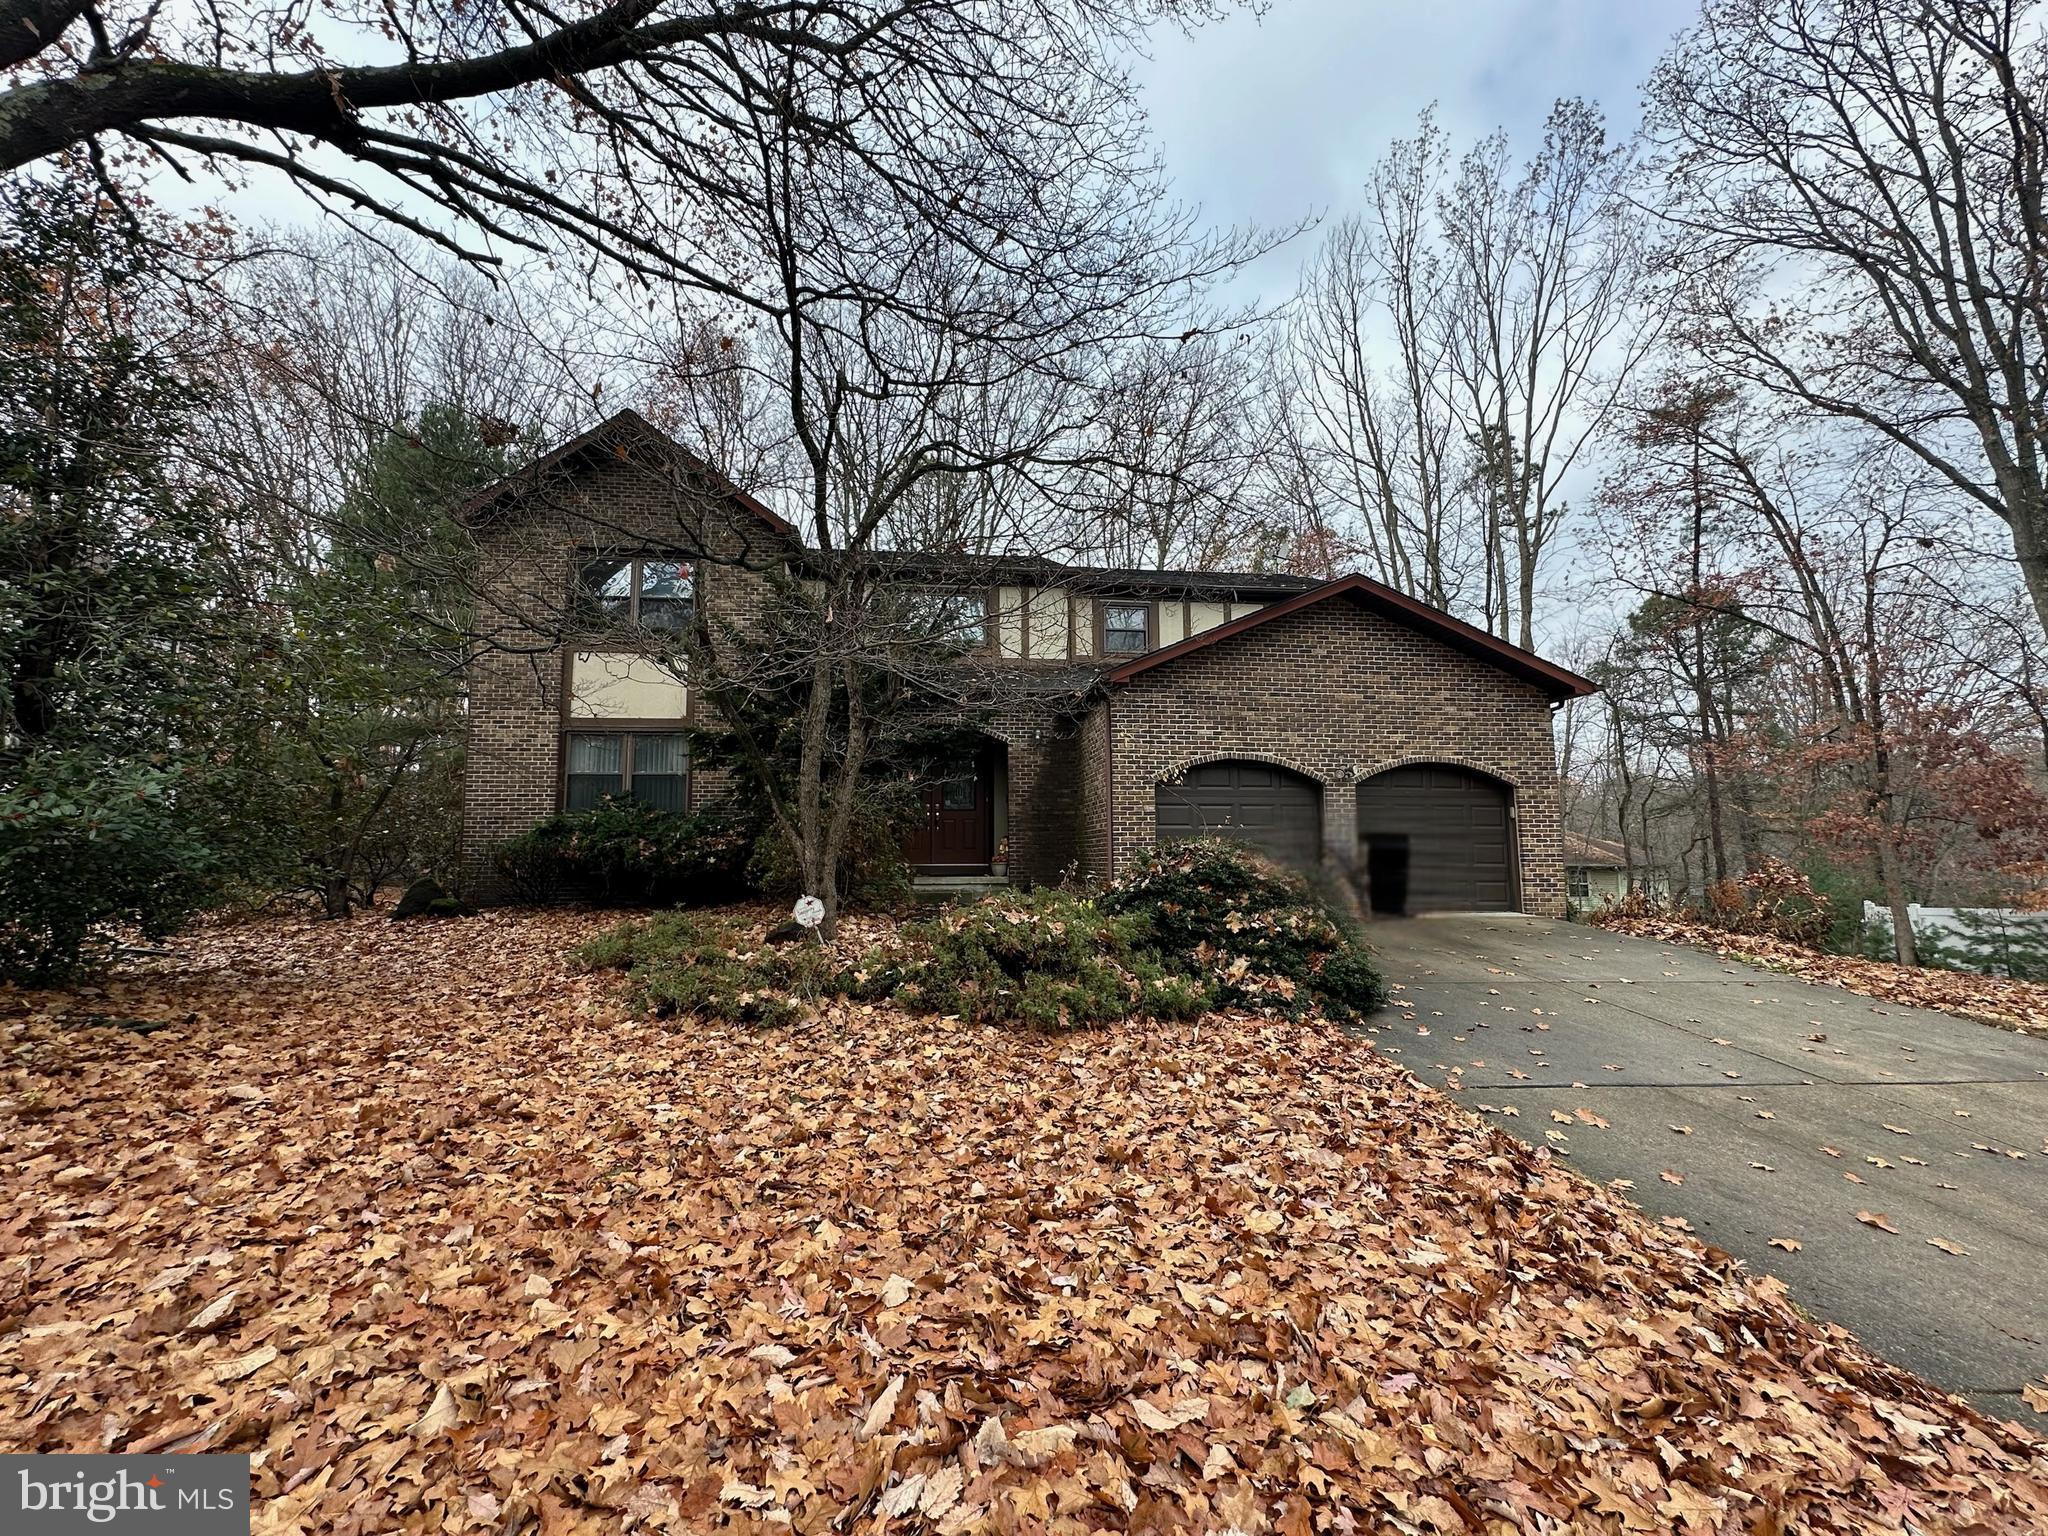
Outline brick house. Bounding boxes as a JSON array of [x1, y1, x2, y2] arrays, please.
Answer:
[[457, 411, 1596, 915]]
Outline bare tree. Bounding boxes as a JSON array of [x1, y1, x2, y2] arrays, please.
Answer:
[[3, 0, 1236, 289], [1291, 126, 1475, 610], [1288, 102, 1648, 646], [1075, 330, 1283, 570], [1594, 369, 2048, 960], [451, 18, 1266, 934], [1645, 0, 2048, 644]]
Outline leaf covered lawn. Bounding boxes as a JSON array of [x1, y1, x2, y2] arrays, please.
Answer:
[[1593, 911, 2048, 1039], [4, 911, 2047, 1534]]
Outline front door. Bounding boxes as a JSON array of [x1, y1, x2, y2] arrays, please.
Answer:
[[904, 751, 992, 871]]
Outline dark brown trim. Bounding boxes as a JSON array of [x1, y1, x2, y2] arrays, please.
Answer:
[[459, 408, 796, 537], [1099, 575, 1598, 700]]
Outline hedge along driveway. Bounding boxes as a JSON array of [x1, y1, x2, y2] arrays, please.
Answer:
[[1366, 912, 2048, 1429]]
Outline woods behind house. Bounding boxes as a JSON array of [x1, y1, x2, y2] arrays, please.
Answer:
[[1, 0, 2045, 974]]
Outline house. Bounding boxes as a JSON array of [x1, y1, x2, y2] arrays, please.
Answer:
[[1562, 832, 1670, 915], [456, 411, 1597, 915]]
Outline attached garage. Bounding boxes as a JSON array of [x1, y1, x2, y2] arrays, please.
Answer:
[[1154, 760, 1321, 870], [1356, 765, 1513, 913]]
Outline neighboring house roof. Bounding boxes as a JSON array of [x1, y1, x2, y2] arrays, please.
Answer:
[[1098, 573, 1599, 701], [1561, 832, 1652, 869], [457, 408, 796, 538], [1562, 833, 1624, 867]]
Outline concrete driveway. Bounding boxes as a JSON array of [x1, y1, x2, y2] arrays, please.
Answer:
[[1362, 913, 2048, 1429]]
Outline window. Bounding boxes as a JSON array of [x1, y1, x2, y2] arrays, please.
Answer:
[[905, 589, 988, 651], [1102, 601, 1151, 654], [1567, 867, 1591, 901], [565, 732, 689, 811], [577, 555, 695, 631]]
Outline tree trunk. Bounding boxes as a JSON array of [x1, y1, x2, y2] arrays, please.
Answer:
[[1876, 844, 1918, 968], [2011, 484, 2048, 660]]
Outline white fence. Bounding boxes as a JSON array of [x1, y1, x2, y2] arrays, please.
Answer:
[[1862, 902, 2048, 977]]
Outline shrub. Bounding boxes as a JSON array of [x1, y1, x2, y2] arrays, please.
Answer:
[[0, 759, 225, 983], [577, 838, 1389, 1033], [1701, 857, 1833, 947], [1100, 838, 1389, 1020], [575, 911, 835, 1028], [891, 889, 1159, 1029], [493, 799, 751, 906]]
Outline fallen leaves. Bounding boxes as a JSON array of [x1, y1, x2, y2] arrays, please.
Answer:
[[3, 910, 2046, 1535], [1593, 914, 2048, 1036], [1770, 1237, 1803, 1252], [1858, 1210, 1903, 1233]]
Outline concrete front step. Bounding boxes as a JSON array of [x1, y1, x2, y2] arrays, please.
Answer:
[[911, 873, 1012, 900]]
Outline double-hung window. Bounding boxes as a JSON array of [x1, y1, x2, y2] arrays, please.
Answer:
[[578, 555, 695, 632], [1101, 601, 1152, 654], [565, 731, 689, 812]]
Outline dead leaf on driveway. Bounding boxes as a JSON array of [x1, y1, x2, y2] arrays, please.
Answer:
[[1926, 1237, 1970, 1256], [1856, 1211, 1901, 1234], [1769, 1238, 1803, 1252]]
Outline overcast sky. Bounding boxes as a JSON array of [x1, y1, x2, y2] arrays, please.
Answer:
[[1134, 0, 1699, 305]]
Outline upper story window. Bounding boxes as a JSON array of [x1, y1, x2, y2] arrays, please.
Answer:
[[904, 589, 989, 651], [1101, 601, 1151, 654], [577, 555, 695, 632]]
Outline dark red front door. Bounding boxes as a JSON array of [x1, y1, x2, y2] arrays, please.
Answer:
[[904, 752, 992, 871]]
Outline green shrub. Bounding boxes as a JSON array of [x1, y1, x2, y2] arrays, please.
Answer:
[[574, 911, 836, 1028], [576, 839, 1388, 1033], [0, 758, 225, 983], [1101, 838, 1389, 1020], [895, 889, 1153, 1028], [493, 799, 751, 906]]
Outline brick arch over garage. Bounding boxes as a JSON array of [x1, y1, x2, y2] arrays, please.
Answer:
[[1156, 749, 1333, 789], [1347, 753, 1523, 790]]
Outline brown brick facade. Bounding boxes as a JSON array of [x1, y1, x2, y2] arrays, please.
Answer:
[[1085, 601, 1569, 916], [458, 443, 785, 896]]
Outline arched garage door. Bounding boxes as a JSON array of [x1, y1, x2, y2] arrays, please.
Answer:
[[1154, 760, 1321, 870], [1356, 765, 1513, 913]]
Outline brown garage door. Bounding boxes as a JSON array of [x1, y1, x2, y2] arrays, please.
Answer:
[[1154, 760, 1321, 870], [1356, 765, 1513, 913]]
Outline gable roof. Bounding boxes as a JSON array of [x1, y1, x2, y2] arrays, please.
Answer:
[[1098, 573, 1598, 701], [457, 408, 795, 538]]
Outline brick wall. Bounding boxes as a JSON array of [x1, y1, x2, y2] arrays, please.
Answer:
[[1094, 600, 1567, 916], [981, 698, 1083, 885], [1075, 701, 1113, 882], [458, 448, 786, 897]]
